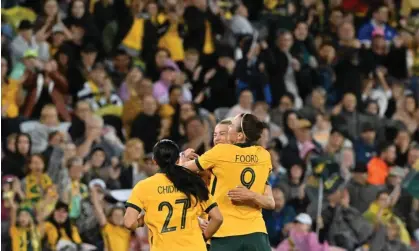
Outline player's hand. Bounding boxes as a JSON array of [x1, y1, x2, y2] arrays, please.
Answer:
[[137, 211, 145, 227], [198, 217, 208, 232], [184, 148, 199, 160], [228, 186, 255, 203]]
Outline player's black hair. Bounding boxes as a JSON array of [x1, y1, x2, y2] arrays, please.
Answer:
[[237, 113, 265, 145], [153, 140, 209, 204]]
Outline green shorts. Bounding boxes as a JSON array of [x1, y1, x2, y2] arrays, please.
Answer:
[[210, 232, 271, 251]]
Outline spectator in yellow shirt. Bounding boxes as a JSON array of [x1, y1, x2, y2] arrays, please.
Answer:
[[44, 201, 82, 251], [91, 188, 131, 251], [1, 57, 21, 118]]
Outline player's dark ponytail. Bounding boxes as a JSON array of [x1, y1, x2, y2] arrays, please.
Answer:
[[238, 113, 265, 145], [153, 140, 209, 204]]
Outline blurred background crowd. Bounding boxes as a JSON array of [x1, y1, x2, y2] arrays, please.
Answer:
[[1, 0, 419, 250]]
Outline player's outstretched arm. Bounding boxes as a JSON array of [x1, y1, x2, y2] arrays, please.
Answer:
[[228, 185, 275, 210], [203, 205, 223, 240]]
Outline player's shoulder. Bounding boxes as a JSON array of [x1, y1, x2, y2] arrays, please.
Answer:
[[212, 143, 233, 151], [133, 173, 166, 189], [253, 145, 271, 162]]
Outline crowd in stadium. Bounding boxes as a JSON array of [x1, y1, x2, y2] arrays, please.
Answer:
[[1, 0, 419, 250]]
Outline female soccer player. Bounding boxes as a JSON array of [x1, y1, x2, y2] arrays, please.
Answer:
[[180, 113, 274, 251], [124, 139, 223, 251]]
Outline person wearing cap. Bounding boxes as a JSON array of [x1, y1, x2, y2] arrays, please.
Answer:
[[354, 122, 377, 164], [44, 201, 82, 250], [11, 20, 50, 65], [276, 213, 345, 251], [346, 163, 380, 213]]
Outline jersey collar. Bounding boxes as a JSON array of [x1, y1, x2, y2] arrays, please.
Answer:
[[234, 142, 255, 148]]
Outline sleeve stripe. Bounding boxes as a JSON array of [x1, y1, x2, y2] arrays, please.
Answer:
[[205, 202, 218, 214], [195, 158, 204, 171], [125, 202, 142, 213]]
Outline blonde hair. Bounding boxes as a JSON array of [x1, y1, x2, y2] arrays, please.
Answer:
[[218, 119, 232, 125], [122, 138, 145, 166]]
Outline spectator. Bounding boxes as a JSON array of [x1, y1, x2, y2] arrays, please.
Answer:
[[181, 116, 211, 155], [230, 3, 254, 37], [393, 94, 418, 134], [75, 114, 122, 158], [20, 105, 70, 153], [367, 142, 397, 186], [198, 44, 236, 112], [157, 3, 186, 62], [152, 61, 179, 104], [11, 20, 50, 64], [8, 198, 43, 251], [263, 186, 296, 247], [358, 5, 397, 45], [61, 157, 88, 221], [363, 190, 411, 245], [21, 154, 53, 206], [347, 163, 380, 213], [226, 89, 253, 118], [130, 95, 162, 153], [1, 57, 22, 119], [109, 49, 132, 91], [2, 133, 32, 179], [44, 201, 82, 250], [183, 0, 224, 66], [354, 122, 377, 164], [270, 92, 296, 128], [119, 138, 147, 189], [91, 188, 131, 251]]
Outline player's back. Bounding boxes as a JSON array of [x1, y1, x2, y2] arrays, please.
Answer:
[[131, 173, 210, 251], [197, 143, 272, 237]]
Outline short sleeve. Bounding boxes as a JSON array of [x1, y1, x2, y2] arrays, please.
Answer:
[[195, 144, 226, 171], [200, 194, 218, 214], [126, 182, 145, 213]]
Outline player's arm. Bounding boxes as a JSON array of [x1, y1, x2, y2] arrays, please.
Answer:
[[228, 184, 275, 210], [179, 146, 221, 172], [124, 182, 146, 230], [203, 203, 223, 240]]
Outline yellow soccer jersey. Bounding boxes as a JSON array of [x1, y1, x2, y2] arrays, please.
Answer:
[[126, 172, 217, 251], [195, 143, 272, 237]]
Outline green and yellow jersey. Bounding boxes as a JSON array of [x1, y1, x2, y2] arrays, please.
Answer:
[[195, 143, 272, 237], [126, 172, 217, 251]]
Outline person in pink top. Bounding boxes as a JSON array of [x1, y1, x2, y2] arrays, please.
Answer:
[[276, 213, 345, 251]]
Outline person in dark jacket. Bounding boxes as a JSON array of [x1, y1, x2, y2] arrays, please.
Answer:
[[346, 163, 380, 213], [2, 133, 32, 179], [354, 122, 377, 164], [113, 0, 157, 63], [262, 186, 296, 247], [130, 95, 161, 153], [183, 0, 225, 67]]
